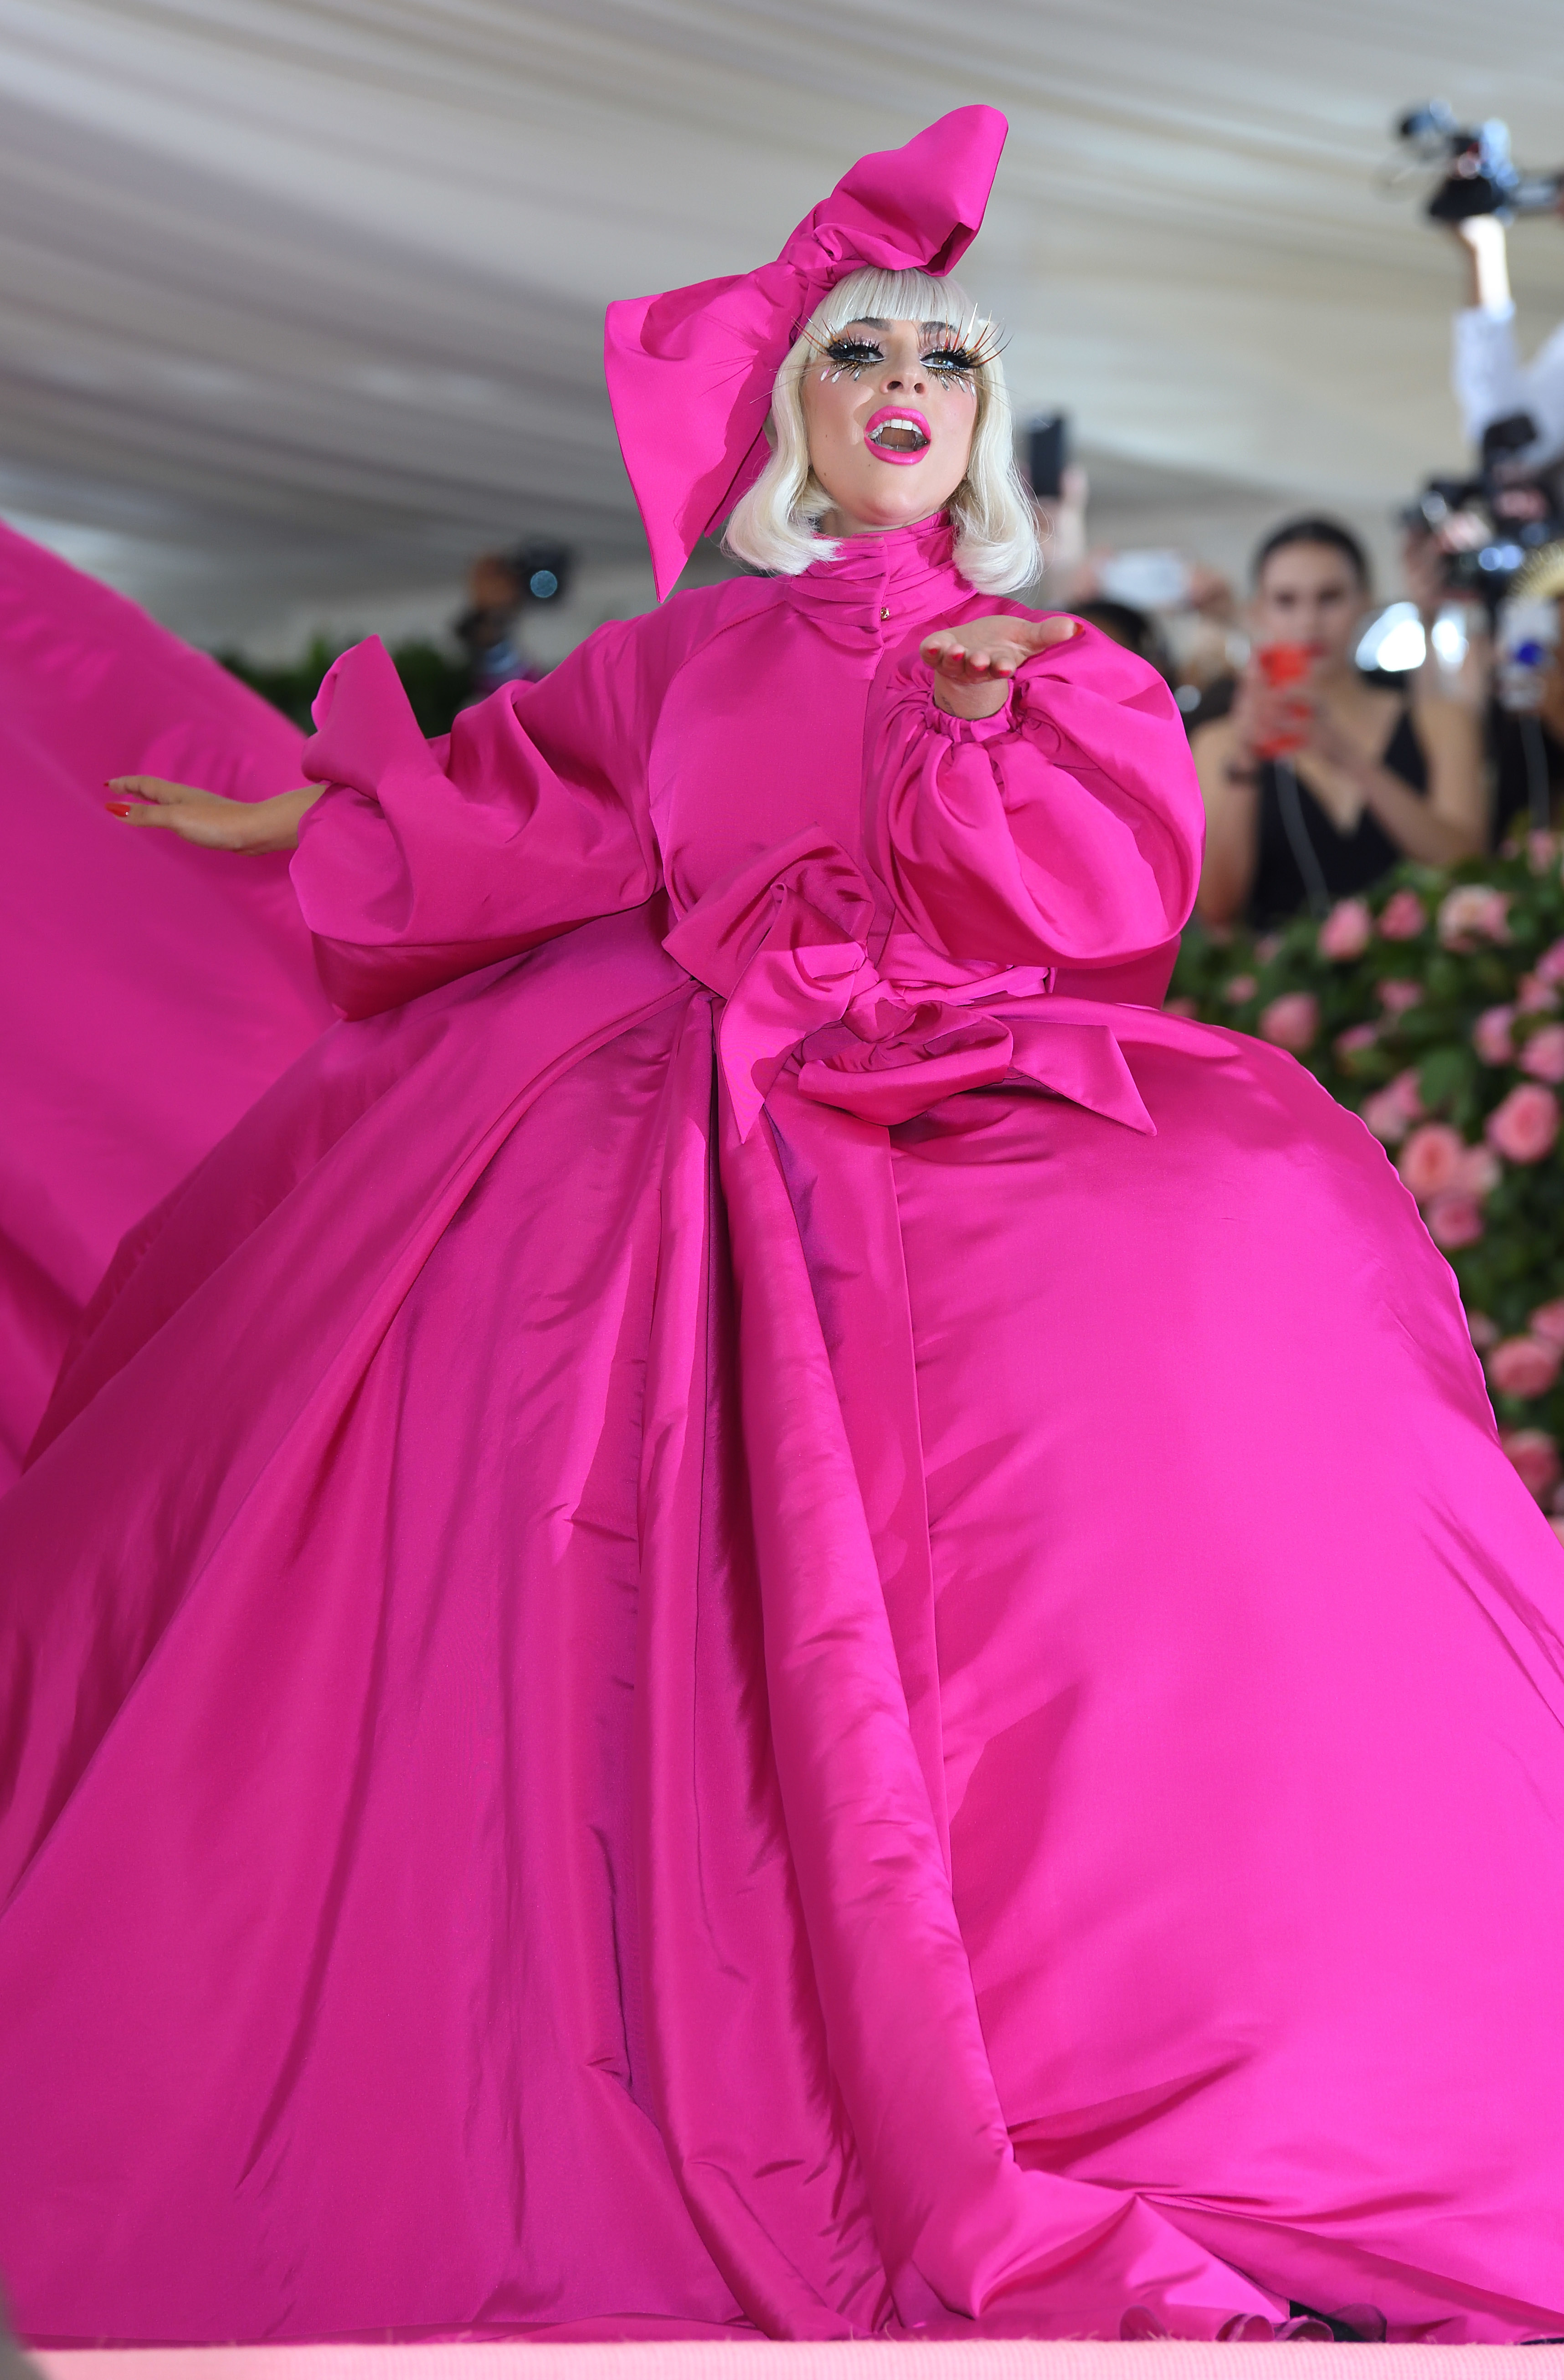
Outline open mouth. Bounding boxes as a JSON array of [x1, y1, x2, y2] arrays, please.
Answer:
[[864, 406, 931, 464]]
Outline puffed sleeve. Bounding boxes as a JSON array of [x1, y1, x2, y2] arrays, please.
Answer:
[[864, 617, 1204, 1003], [290, 618, 664, 1016]]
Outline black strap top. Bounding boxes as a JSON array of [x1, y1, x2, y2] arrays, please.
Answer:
[[1246, 703, 1427, 929]]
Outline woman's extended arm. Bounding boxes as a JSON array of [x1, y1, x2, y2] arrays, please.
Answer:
[[106, 778, 325, 850], [1191, 715, 1260, 927], [868, 613, 1204, 996], [107, 618, 669, 1017]]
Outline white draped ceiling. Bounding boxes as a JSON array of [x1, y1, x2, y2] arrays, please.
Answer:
[[1, 0, 1562, 647]]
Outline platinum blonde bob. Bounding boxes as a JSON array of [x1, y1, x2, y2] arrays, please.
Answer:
[[721, 267, 1043, 596]]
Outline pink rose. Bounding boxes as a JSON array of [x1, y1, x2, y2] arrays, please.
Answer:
[[1500, 1427, 1563, 1503], [1535, 937, 1564, 987], [1387, 1067, 1424, 1120], [1467, 1311, 1500, 1350], [1486, 1083, 1562, 1164], [1222, 974, 1257, 1003], [1317, 898, 1373, 960], [1452, 1141, 1501, 1198], [1363, 1067, 1424, 1143], [1521, 1023, 1564, 1083], [1488, 1335, 1563, 1399], [1399, 1122, 1464, 1201], [1517, 973, 1560, 1015], [1363, 1087, 1410, 1142], [1471, 1005, 1516, 1065], [1529, 1298, 1564, 1352], [1335, 1023, 1379, 1056], [1259, 991, 1318, 1053], [1527, 831, 1560, 873], [1376, 888, 1427, 941], [1254, 932, 1284, 964], [1438, 885, 1511, 950], [1162, 995, 1199, 1018], [1425, 1191, 1486, 1249], [1377, 979, 1424, 1015]]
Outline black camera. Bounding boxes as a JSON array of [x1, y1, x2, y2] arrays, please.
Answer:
[[1407, 419, 1564, 603], [1396, 103, 1560, 224]]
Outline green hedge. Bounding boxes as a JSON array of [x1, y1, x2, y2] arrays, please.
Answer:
[[1169, 834, 1564, 1515], [218, 637, 474, 739]]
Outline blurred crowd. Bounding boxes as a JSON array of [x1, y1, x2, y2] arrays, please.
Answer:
[[1029, 202, 1564, 933]]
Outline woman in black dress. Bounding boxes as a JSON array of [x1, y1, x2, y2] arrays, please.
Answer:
[[1194, 517, 1487, 927]]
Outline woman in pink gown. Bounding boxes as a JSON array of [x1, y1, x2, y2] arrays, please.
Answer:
[[2, 108, 1564, 2347]]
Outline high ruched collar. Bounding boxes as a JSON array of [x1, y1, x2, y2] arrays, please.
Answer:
[[780, 514, 970, 651]]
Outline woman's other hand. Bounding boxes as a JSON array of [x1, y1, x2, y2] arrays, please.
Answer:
[[105, 778, 325, 853], [923, 615, 1078, 721], [1224, 654, 1311, 769]]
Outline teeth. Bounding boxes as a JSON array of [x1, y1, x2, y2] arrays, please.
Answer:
[[869, 416, 928, 447]]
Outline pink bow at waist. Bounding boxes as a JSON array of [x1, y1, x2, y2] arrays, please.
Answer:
[[664, 832, 1223, 1141]]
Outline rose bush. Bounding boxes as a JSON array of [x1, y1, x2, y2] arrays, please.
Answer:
[[1171, 834, 1564, 1520]]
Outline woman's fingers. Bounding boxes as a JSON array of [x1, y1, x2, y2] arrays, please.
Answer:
[[922, 616, 1080, 682], [102, 776, 258, 850], [107, 774, 206, 808], [1023, 616, 1080, 651], [106, 799, 177, 827]]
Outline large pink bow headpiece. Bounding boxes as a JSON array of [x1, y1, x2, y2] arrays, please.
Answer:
[[603, 107, 1008, 601]]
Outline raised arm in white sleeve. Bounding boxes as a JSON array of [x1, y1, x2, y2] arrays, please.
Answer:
[[1452, 304, 1564, 467]]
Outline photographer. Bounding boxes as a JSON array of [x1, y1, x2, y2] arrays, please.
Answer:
[[1451, 211, 1564, 478], [1193, 518, 1487, 926], [453, 539, 573, 700]]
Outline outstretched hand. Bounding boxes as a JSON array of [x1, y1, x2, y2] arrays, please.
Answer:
[[105, 777, 324, 853], [922, 615, 1078, 720]]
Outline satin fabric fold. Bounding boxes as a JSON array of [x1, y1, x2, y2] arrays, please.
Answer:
[[0, 521, 334, 1485], [4, 516, 1564, 2345]]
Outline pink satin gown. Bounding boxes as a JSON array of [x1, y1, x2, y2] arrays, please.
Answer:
[[0, 524, 334, 1486], [2, 517, 1563, 2345]]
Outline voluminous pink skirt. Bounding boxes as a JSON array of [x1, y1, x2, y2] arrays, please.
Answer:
[[2, 905, 1562, 2344]]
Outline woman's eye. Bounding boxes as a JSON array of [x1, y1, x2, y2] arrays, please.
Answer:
[[925, 347, 980, 376], [824, 339, 882, 368]]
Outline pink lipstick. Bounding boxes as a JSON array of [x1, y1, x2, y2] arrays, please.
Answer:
[[863, 406, 931, 465]]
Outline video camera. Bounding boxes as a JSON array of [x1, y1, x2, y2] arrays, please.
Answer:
[[1395, 103, 1560, 224], [1406, 416, 1564, 605]]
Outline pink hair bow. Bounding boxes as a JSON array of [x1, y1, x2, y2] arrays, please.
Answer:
[[603, 107, 1008, 601]]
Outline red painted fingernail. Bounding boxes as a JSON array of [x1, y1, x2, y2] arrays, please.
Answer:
[[104, 800, 133, 817]]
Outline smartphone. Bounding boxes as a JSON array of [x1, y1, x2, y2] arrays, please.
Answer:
[[1027, 415, 1067, 500], [1253, 642, 1314, 757]]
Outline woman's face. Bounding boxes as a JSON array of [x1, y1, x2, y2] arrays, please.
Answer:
[[799, 315, 981, 536], [1250, 541, 1366, 664]]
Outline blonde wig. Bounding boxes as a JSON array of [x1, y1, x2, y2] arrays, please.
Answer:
[[722, 267, 1042, 595]]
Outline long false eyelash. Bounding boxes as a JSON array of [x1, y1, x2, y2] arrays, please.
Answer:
[[923, 313, 1009, 390], [802, 328, 884, 384], [802, 313, 1008, 390]]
